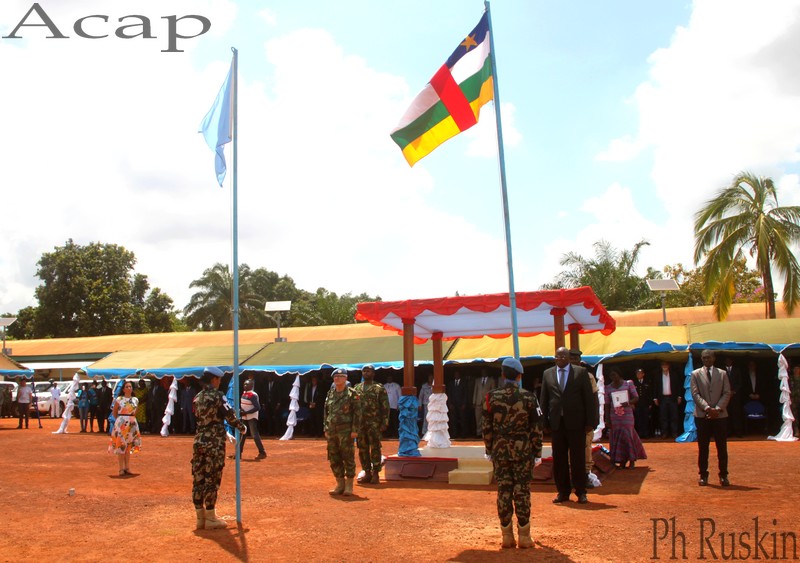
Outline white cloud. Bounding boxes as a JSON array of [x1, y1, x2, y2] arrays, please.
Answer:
[[532, 183, 677, 288], [257, 9, 277, 27], [571, 0, 800, 290], [595, 134, 643, 162], [464, 101, 522, 158], [620, 0, 800, 218], [0, 11, 509, 315]]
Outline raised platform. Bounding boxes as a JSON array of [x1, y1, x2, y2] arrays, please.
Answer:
[[385, 443, 613, 486], [383, 455, 458, 482]]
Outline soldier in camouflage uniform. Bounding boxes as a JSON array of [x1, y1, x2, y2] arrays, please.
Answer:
[[191, 366, 246, 530], [482, 357, 542, 549], [353, 364, 389, 485], [324, 368, 362, 496]]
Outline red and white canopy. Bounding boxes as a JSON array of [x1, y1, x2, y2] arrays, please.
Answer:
[[355, 287, 616, 343]]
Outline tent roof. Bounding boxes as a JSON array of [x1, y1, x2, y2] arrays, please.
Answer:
[[7, 323, 389, 358], [0, 353, 33, 378], [86, 343, 266, 378], [355, 287, 616, 343], [447, 325, 689, 365], [242, 336, 453, 375], [611, 302, 799, 326]]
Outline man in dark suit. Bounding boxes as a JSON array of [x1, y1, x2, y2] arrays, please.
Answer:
[[742, 360, 767, 402], [301, 374, 324, 437], [540, 346, 596, 504], [653, 361, 684, 439], [632, 368, 653, 438], [691, 349, 732, 486], [447, 371, 469, 439], [262, 373, 284, 436]]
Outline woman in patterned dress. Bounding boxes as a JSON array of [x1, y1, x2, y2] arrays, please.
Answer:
[[604, 369, 647, 468], [108, 380, 142, 476]]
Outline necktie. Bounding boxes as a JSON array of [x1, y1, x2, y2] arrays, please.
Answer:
[[482, 377, 487, 386], [706, 368, 712, 381], [559, 368, 566, 391]]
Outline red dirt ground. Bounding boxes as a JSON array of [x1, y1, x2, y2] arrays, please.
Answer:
[[1, 416, 798, 562]]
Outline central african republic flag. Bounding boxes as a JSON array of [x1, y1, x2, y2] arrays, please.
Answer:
[[390, 13, 494, 167]]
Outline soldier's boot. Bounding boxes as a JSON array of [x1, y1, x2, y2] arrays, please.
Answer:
[[370, 470, 380, 484], [501, 522, 516, 549], [357, 471, 372, 484], [342, 477, 354, 496], [195, 508, 205, 530], [517, 522, 533, 549], [204, 508, 227, 530], [328, 477, 345, 495]]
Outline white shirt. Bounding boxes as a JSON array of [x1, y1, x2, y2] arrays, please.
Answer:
[[51, 386, 61, 401], [749, 372, 757, 393], [384, 382, 401, 409], [661, 372, 672, 396], [418, 382, 433, 406], [17, 385, 32, 404]]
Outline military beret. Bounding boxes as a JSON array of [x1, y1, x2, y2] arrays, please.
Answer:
[[204, 366, 224, 378], [332, 368, 348, 377], [501, 357, 524, 374]]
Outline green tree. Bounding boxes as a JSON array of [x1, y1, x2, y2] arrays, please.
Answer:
[[292, 289, 381, 326], [655, 260, 765, 309], [694, 172, 800, 320], [32, 239, 176, 337], [183, 263, 267, 330], [3, 308, 35, 340], [543, 239, 654, 311]]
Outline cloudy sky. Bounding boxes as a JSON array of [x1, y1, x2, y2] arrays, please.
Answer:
[[2, 0, 799, 316]]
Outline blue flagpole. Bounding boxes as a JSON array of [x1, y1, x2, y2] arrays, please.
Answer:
[[230, 46, 242, 524], [485, 1, 520, 359]]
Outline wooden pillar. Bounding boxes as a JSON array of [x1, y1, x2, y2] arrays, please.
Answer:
[[568, 323, 581, 352], [402, 318, 417, 396], [432, 332, 445, 393], [551, 307, 566, 352]]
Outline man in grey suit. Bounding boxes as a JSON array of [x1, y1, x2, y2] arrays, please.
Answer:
[[540, 347, 596, 504], [472, 368, 497, 438], [691, 349, 732, 487]]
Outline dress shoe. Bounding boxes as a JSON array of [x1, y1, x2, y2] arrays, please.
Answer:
[[255, 452, 267, 459], [577, 494, 588, 504], [720, 477, 730, 487], [552, 494, 569, 504], [698, 478, 708, 486]]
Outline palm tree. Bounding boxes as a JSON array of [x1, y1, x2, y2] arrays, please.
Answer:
[[543, 239, 653, 311], [694, 172, 800, 320], [183, 263, 266, 330]]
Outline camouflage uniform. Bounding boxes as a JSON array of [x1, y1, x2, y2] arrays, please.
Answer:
[[482, 381, 542, 527], [191, 386, 246, 509], [324, 386, 362, 478], [353, 381, 389, 474]]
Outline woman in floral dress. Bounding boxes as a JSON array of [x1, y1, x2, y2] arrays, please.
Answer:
[[604, 369, 647, 468], [108, 380, 142, 476]]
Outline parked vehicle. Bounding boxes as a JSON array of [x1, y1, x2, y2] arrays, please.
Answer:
[[0, 381, 19, 417]]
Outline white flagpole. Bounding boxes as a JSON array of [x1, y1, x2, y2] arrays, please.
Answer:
[[485, 1, 521, 359], [230, 46, 242, 524]]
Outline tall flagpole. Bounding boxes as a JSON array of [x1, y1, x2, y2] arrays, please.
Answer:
[[230, 46, 242, 524], [485, 1, 521, 359]]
